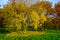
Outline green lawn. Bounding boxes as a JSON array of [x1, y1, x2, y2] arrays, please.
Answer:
[[0, 31, 60, 40]]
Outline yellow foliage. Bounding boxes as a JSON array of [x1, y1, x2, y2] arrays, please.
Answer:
[[1, 0, 50, 31], [29, 11, 39, 29], [6, 32, 19, 37], [40, 13, 47, 21]]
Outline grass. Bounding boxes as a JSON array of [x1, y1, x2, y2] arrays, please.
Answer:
[[0, 30, 60, 40]]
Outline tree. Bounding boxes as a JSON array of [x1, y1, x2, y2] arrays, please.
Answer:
[[0, 8, 4, 28], [55, 2, 60, 17], [55, 2, 60, 28], [2, 1, 28, 31], [30, 1, 51, 12], [29, 11, 39, 30], [30, 1, 49, 28]]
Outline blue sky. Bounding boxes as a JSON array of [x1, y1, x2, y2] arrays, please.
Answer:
[[0, 0, 60, 8], [0, 0, 8, 8], [46, 0, 60, 8]]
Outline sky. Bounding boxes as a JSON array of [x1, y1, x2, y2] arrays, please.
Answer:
[[0, 0, 8, 8], [0, 0, 60, 8], [46, 0, 60, 8]]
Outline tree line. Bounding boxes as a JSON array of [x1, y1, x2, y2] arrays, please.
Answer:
[[0, 0, 60, 31]]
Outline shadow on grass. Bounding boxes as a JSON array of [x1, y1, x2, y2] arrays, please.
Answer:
[[0, 28, 10, 34]]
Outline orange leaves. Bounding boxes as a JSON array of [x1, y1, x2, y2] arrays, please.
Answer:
[[54, 2, 60, 28], [49, 8, 56, 13], [55, 2, 60, 13], [55, 2, 60, 27], [55, 18, 60, 28], [30, 1, 51, 10]]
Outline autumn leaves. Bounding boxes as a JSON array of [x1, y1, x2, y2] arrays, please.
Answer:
[[0, 1, 60, 31]]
